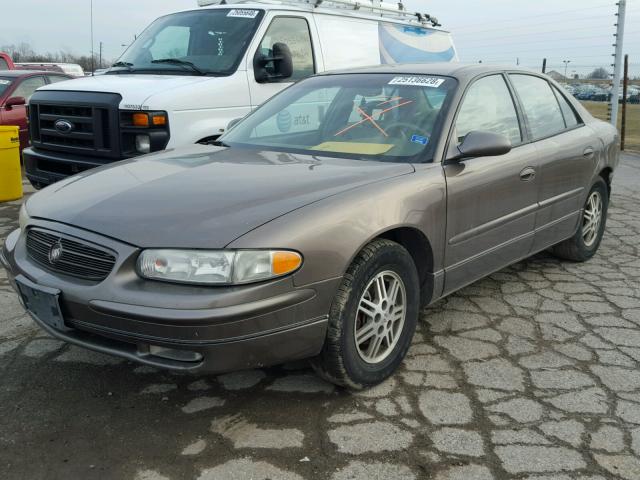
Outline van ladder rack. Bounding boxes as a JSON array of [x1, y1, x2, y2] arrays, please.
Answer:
[[197, 0, 441, 26]]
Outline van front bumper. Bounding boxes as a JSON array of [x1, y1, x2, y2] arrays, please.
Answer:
[[1, 223, 335, 374]]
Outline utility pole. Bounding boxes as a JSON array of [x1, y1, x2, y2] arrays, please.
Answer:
[[542, 58, 547, 74], [610, 0, 627, 127], [563, 60, 571, 79], [99, 41, 103, 69], [621, 54, 628, 150], [90, 0, 95, 74]]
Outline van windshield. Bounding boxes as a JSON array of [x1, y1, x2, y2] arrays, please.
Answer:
[[222, 73, 457, 162], [112, 8, 264, 76], [0, 77, 14, 96]]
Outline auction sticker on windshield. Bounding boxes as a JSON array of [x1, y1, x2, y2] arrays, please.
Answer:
[[389, 76, 445, 88], [227, 9, 260, 18]]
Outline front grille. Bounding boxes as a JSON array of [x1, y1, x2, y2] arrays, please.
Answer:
[[26, 228, 116, 281], [29, 91, 122, 159]]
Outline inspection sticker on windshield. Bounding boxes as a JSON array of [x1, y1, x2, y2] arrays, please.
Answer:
[[389, 76, 445, 88], [227, 9, 259, 18], [411, 135, 429, 146]]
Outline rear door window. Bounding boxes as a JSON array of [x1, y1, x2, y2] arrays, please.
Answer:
[[47, 75, 70, 85], [509, 74, 566, 140], [455, 74, 522, 145], [552, 85, 581, 128]]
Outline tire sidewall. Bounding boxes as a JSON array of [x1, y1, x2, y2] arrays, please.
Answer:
[[335, 244, 419, 387]]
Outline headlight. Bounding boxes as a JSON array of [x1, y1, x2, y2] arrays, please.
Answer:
[[137, 249, 302, 285], [135, 134, 151, 153], [19, 204, 30, 232]]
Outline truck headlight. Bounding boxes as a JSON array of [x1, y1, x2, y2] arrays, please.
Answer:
[[19, 204, 30, 232], [137, 249, 302, 285]]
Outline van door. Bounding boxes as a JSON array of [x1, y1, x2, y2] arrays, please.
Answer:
[[443, 74, 539, 295], [247, 13, 322, 108]]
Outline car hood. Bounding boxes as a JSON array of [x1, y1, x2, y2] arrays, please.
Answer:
[[27, 145, 415, 248], [37, 74, 214, 109]]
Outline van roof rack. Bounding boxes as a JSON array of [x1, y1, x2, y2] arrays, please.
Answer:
[[197, 0, 441, 27]]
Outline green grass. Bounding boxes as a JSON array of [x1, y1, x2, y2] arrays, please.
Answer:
[[581, 101, 639, 152]]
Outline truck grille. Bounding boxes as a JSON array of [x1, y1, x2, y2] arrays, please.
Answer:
[[29, 91, 121, 159], [26, 228, 117, 281]]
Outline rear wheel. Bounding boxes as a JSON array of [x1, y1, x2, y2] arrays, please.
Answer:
[[551, 177, 608, 262], [311, 239, 420, 389]]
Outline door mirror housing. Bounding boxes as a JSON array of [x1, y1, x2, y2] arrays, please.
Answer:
[[254, 42, 293, 83], [448, 130, 512, 162], [226, 117, 243, 131], [4, 96, 26, 109]]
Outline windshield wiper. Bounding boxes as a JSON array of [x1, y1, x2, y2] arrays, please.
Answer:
[[111, 61, 134, 70], [151, 58, 205, 75]]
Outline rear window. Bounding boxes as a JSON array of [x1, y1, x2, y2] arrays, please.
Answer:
[[509, 74, 566, 140], [0, 77, 14, 96]]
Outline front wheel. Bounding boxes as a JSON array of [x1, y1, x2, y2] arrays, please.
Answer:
[[311, 239, 420, 389], [551, 177, 608, 262]]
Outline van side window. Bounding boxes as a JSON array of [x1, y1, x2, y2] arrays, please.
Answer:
[[455, 75, 522, 146], [259, 17, 315, 81], [0, 58, 8, 70], [552, 86, 581, 128], [510, 74, 566, 140]]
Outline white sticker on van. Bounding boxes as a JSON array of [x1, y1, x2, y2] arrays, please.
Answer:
[[227, 9, 259, 18], [0, 80, 10, 85], [389, 76, 445, 88]]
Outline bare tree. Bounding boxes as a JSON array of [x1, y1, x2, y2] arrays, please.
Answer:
[[587, 67, 610, 80]]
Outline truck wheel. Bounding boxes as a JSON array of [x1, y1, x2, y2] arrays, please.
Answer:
[[551, 177, 608, 262], [311, 239, 419, 389]]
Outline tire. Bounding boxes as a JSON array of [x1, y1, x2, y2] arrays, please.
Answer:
[[551, 177, 608, 262], [311, 239, 420, 389]]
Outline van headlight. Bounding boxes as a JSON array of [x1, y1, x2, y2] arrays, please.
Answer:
[[19, 204, 30, 232], [137, 249, 302, 285]]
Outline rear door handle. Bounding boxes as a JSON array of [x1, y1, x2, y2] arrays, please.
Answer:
[[520, 166, 536, 182], [583, 147, 595, 158]]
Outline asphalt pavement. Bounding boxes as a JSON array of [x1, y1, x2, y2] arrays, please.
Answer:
[[1, 154, 640, 480]]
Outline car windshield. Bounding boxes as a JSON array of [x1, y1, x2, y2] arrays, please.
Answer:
[[222, 73, 457, 162], [112, 8, 264, 76], [0, 77, 14, 96]]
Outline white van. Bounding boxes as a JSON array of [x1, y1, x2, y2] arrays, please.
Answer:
[[15, 63, 85, 77], [24, 0, 457, 188]]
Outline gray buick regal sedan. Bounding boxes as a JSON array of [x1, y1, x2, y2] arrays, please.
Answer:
[[1, 64, 618, 388]]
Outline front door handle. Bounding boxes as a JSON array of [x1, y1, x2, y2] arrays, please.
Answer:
[[520, 166, 536, 182], [583, 147, 595, 158]]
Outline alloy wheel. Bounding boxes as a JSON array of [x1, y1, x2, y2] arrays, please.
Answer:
[[583, 191, 603, 247]]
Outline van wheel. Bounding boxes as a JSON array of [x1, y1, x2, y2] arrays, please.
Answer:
[[311, 239, 419, 390], [551, 177, 608, 262]]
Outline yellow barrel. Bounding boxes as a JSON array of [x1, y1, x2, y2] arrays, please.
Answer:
[[0, 126, 23, 202]]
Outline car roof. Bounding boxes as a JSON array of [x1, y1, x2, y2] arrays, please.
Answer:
[[0, 70, 68, 77], [317, 63, 540, 81]]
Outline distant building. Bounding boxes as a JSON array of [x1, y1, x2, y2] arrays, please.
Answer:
[[545, 70, 568, 82]]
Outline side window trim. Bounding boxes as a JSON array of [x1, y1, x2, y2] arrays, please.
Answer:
[[256, 15, 317, 83]]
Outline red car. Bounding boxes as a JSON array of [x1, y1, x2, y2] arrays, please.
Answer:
[[0, 70, 72, 152]]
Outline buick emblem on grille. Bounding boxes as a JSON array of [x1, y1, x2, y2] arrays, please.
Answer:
[[54, 119, 74, 134], [48, 241, 63, 264]]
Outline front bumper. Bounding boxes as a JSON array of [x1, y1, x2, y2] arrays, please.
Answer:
[[2, 222, 337, 374]]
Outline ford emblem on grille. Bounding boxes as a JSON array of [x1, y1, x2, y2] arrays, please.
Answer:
[[54, 119, 74, 134], [48, 241, 63, 264]]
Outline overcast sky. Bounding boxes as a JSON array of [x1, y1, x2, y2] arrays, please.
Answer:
[[2, 0, 639, 76]]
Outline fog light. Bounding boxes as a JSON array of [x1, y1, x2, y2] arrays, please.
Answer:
[[135, 134, 151, 153]]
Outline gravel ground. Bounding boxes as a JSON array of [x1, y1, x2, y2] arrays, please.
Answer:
[[1, 154, 640, 480]]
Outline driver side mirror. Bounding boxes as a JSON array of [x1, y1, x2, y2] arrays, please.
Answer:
[[254, 42, 293, 84], [226, 117, 243, 131], [5, 96, 26, 109], [447, 130, 512, 163]]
